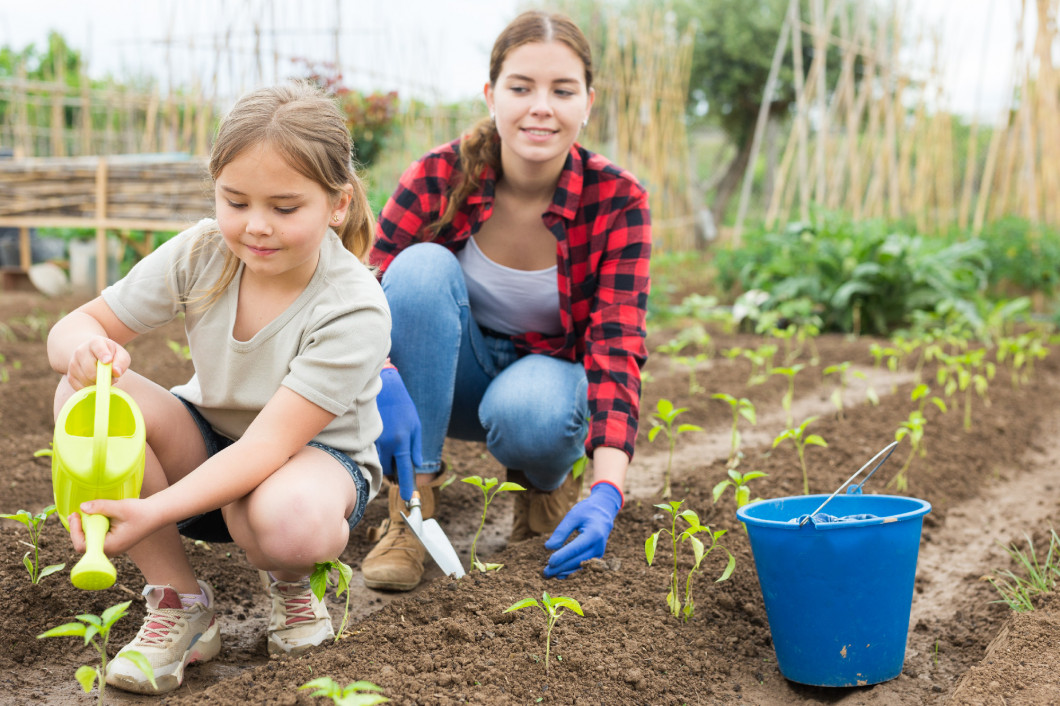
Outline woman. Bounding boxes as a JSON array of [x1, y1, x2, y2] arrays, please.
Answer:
[[365, 9, 650, 590]]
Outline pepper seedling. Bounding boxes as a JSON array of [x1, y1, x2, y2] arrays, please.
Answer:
[[1, 504, 65, 585], [462, 475, 525, 572], [310, 558, 354, 640], [711, 393, 756, 469], [38, 600, 156, 705], [712, 468, 768, 511], [772, 415, 827, 495], [504, 591, 583, 675], [646, 500, 735, 621], [299, 676, 389, 705], [648, 398, 703, 499]]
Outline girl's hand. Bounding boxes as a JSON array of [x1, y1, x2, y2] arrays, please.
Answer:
[[65, 336, 131, 390], [68, 498, 161, 557]]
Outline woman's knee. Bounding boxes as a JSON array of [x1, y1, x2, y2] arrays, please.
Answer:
[[382, 242, 462, 302]]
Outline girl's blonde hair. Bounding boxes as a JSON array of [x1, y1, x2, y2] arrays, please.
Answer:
[[191, 80, 374, 308], [429, 10, 593, 235]]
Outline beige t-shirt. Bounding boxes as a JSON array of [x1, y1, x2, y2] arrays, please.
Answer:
[[102, 218, 390, 499]]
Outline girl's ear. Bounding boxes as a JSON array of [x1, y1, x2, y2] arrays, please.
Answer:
[[332, 184, 355, 223], [483, 82, 495, 116], [584, 86, 596, 124]]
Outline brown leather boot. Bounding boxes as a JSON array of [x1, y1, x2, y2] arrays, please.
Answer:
[[508, 469, 583, 544], [362, 471, 446, 591]]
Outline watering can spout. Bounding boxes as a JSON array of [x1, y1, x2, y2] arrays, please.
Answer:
[[51, 361, 146, 590]]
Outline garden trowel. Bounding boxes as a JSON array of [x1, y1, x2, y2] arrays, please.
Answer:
[[52, 361, 146, 590], [395, 462, 465, 579]]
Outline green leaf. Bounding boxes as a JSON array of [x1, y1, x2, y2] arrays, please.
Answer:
[[0, 510, 32, 527], [711, 480, 731, 503], [690, 536, 705, 566], [805, 435, 828, 447], [676, 423, 704, 434], [310, 566, 329, 600], [83, 625, 99, 646], [122, 650, 159, 689], [504, 598, 540, 613], [743, 471, 767, 481], [496, 482, 525, 493], [645, 532, 659, 565], [657, 399, 675, 416], [100, 601, 131, 628], [336, 560, 354, 596], [550, 596, 584, 616], [38, 622, 87, 639], [74, 665, 98, 693], [461, 476, 487, 490], [647, 425, 663, 443], [717, 551, 737, 582]]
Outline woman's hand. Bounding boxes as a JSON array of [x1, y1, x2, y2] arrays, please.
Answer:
[[65, 336, 131, 391], [67, 498, 163, 558], [543, 481, 624, 578]]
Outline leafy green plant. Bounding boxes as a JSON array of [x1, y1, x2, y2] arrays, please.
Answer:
[[986, 529, 1060, 612], [38, 601, 156, 704], [712, 469, 768, 511], [711, 393, 756, 468], [772, 416, 828, 495], [648, 399, 704, 499], [672, 352, 710, 394], [822, 361, 866, 420], [310, 559, 354, 640], [646, 500, 735, 621], [1, 504, 65, 584], [504, 592, 583, 675], [888, 384, 947, 491], [996, 331, 1050, 388], [462, 475, 525, 571], [299, 677, 389, 705], [936, 348, 995, 431], [0, 352, 22, 383], [770, 364, 805, 429]]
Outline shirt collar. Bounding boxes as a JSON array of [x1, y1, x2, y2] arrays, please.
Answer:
[[466, 144, 583, 222]]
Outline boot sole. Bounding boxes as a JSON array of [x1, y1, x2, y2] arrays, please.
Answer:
[[362, 576, 420, 591]]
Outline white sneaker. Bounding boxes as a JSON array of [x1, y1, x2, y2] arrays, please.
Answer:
[[259, 571, 334, 655], [105, 580, 221, 694]]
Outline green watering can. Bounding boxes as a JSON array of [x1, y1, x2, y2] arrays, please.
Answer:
[[52, 361, 146, 590]]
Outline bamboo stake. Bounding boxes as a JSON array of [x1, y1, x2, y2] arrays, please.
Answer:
[[95, 158, 109, 292], [790, 0, 810, 221]]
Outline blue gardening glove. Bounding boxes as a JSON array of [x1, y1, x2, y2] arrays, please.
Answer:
[[374, 367, 423, 493], [543, 481, 623, 579]]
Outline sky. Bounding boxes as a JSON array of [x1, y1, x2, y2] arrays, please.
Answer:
[[0, 0, 1039, 120]]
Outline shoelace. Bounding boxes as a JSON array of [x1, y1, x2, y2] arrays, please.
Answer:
[[136, 610, 181, 647], [277, 583, 316, 626]]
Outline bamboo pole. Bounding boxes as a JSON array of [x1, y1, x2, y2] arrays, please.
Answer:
[[94, 158, 109, 292], [790, 0, 810, 221]]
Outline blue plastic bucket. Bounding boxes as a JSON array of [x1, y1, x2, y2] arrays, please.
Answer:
[[736, 494, 931, 686]]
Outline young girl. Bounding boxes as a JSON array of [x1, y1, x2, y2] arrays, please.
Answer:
[[47, 81, 390, 695], [365, 10, 651, 590]]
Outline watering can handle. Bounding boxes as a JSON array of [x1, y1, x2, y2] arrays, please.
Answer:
[[91, 361, 111, 474]]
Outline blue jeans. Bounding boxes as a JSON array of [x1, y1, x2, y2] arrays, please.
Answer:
[[382, 242, 588, 491]]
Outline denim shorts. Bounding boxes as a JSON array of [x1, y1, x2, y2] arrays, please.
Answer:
[[173, 395, 370, 543]]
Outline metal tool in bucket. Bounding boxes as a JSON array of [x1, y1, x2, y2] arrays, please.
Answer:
[[736, 441, 931, 687], [52, 361, 146, 590]]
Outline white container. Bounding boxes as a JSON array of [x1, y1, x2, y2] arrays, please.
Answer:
[[69, 238, 121, 296]]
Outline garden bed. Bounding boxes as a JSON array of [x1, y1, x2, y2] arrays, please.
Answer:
[[1, 290, 1058, 705]]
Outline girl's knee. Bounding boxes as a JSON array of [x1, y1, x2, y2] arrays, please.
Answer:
[[237, 490, 346, 567]]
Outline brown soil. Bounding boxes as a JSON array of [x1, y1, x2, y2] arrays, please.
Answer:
[[1, 290, 1058, 705]]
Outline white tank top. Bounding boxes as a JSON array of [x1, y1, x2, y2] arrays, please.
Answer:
[[456, 236, 562, 336]]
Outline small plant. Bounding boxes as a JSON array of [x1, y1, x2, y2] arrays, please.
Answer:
[[166, 339, 192, 361], [772, 416, 827, 495], [299, 677, 389, 705], [985, 529, 1060, 612], [711, 393, 756, 468], [937, 348, 995, 431], [712, 468, 768, 511], [1, 505, 65, 584], [504, 591, 583, 675], [462, 475, 525, 571], [646, 500, 735, 621], [770, 364, 805, 428], [310, 559, 354, 640], [648, 398, 704, 499], [822, 361, 866, 421], [672, 352, 710, 394], [0, 352, 22, 383], [38, 601, 156, 704], [888, 384, 947, 491]]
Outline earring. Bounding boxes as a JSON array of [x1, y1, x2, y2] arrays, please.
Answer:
[[332, 214, 341, 223], [582, 117, 589, 127], [489, 111, 496, 122]]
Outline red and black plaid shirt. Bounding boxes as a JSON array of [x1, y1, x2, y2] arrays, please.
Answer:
[[371, 140, 651, 459]]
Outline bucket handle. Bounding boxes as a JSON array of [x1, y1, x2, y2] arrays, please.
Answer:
[[798, 440, 898, 527], [91, 361, 112, 474]]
